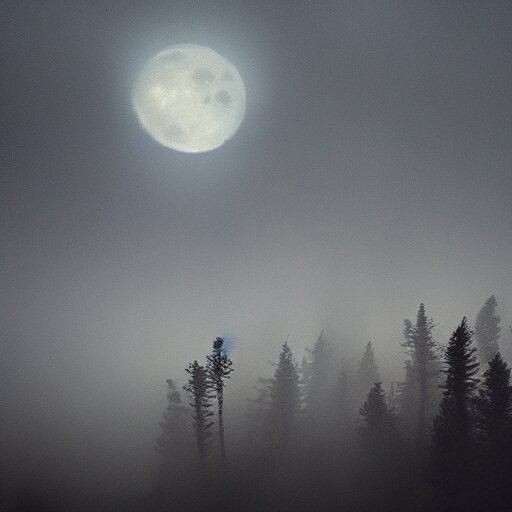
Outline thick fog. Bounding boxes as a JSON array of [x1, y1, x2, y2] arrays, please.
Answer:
[[1, 1, 511, 510]]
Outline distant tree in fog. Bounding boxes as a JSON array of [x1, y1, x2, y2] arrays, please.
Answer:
[[184, 361, 214, 471], [268, 341, 301, 460], [206, 337, 234, 472], [333, 360, 350, 431], [433, 318, 479, 483], [155, 379, 191, 499], [246, 377, 272, 440], [474, 295, 501, 364], [358, 382, 399, 448], [303, 330, 333, 419], [354, 341, 379, 405], [396, 360, 418, 439], [156, 379, 188, 458], [401, 303, 437, 453]]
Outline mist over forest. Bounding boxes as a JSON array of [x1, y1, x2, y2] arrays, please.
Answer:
[[1, 1, 511, 511]]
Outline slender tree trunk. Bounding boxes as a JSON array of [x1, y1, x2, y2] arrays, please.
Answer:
[[218, 397, 227, 471], [416, 356, 427, 457]]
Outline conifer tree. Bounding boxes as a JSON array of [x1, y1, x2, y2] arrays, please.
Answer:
[[473, 352, 512, 509], [354, 341, 379, 406], [246, 377, 272, 442], [155, 379, 190, 499], [433, 318, 479, 473], [474, 352, 512, 450], [396, 360, 418, 440], [358, 382, 399, 449], [206, 337, 233, 472], [474, 295, 501, 364], [401, 304, 438, 454], [184, 361, 214, 471], [156, 379, 188, 460], [333, 360, 350, 432], [268, 342, 301, 459], [303, 330, 333, 419]]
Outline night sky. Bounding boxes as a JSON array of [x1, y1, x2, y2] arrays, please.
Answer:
[[1, 0, 511, 498]]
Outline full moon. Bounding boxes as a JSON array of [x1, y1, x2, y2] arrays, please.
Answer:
[[132, 44, 246, 153]]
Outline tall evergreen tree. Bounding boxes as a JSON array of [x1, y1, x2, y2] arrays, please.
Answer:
[[433, 318, 479, 484], [354, 341, 379, 406], [184, 361, 214, 472], [267, 342, 301, 460], [473, 352, 512, 508], [401, 303, 437, 453], [358, 382, 399, 449], [474, 352, 512, 450], [474, 295, 501, 364], [206, 337, 233, 472], [396, 360, 418, 440]]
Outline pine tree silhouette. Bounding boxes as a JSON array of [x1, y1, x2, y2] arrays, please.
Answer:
[[184, 361, 214, 473], [474, 352, 512, 449], [473, 352, 512, 509], [354, 341, 379, 407], [401, 304, 437, 454], [434, 318, 479, 449], [206, 337, 234, 475], [358, 382, 399, 450], [432, 318, 479, 503], [268, 341, 301, 461]]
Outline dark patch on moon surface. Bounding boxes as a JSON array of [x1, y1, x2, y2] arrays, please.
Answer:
[[203, 96, 211, 104], [222, 71, 234, 81], [192, 68, 215, 85], [215, 90, 232, 107]]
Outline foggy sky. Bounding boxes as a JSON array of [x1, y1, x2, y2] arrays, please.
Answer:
[[1, 0, 511, 498]]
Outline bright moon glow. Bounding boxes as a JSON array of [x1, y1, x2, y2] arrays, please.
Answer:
[[132, 44, 246, 153]]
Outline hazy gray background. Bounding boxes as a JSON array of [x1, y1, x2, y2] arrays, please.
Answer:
[[1, 0, 510, 499]]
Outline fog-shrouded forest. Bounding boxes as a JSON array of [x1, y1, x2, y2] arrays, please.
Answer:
[[4, 297, 512, 511], [148, 298, 512, 512]]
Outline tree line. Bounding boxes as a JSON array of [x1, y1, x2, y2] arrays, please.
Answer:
[[152, 295, 510, 512]]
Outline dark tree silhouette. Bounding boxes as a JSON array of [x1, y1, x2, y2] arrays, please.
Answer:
[[354, 341, 379, 406], [268, 341, 301, 461], [434, 318, 479, 448], [184, 361, 214, 472], [432, 318, 479, 502], [473, 352, 512, 508], [206, 337, 234, 473], [474, 352, 512, 449], [401, 303, 437, 454], [358, 382, 399, 449], [474, 295, 501, 364], [396, 360, 418, 439]]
